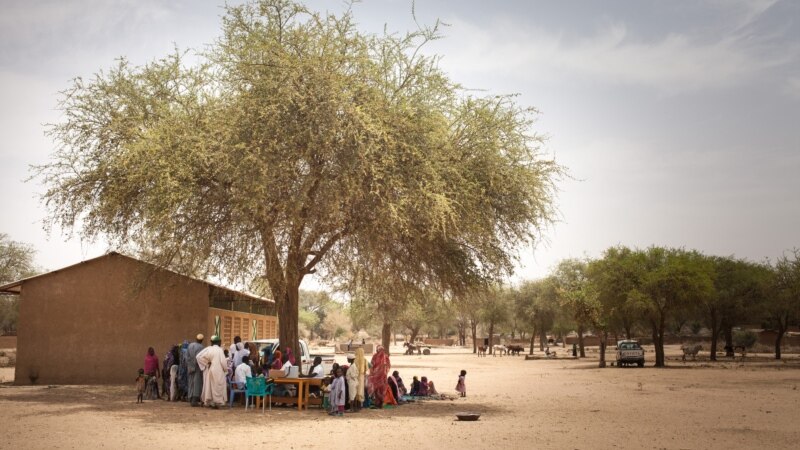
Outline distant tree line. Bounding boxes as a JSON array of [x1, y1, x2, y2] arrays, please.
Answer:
[[342, 246, 799, 366]]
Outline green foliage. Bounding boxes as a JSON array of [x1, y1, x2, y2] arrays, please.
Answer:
[[767, 249, 800, 358], [552, 258, 598, 330], [0, 234, 40, 334], [733, 329, 758, 349], [517, 277, 559, 336], [0, 234, 39, 285], [35, 0, 562, 352]]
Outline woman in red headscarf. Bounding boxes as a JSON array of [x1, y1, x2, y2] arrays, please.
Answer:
[[271, 350, 283, 370], [368, 345, 390, 408]]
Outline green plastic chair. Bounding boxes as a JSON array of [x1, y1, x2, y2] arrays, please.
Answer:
[[245, 376, 274, 413]]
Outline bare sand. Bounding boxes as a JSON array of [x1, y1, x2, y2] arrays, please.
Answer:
[[1, 345, 798, 450]]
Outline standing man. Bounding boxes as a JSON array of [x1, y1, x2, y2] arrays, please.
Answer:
[[197, 335, 228, 409], [185, 333, 205, 407], [229, 336, 241, 360]]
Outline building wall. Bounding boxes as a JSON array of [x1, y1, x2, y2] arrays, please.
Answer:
[[15, 254, 210, 385]]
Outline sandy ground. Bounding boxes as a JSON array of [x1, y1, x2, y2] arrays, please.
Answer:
[[1, 345, 799, 450]]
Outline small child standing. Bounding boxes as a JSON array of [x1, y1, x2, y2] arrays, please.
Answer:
[[329, 367, 345, 416], [455, 370, 467, 397], [135, 369, 146, 403]]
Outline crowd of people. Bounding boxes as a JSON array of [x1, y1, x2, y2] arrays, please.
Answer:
[[136, 337, 465, 414]]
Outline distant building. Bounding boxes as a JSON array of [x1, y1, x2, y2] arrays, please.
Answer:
[[0, 252, 277, 385]]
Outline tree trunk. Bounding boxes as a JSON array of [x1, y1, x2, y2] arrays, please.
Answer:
[[381, 321, 391, 355], [529, 326, 536, 355], [709, 325, 720, 362], [709, 309, 720, 362], [409, 326, 420, 344], [577, 324, 586, 358], [775, 315, 788, 360], [539, 328, 547, 351], [470, 320, 478, 353], [488, 321, 495, 355], [652, 317, 666, 367], [598, 330, 608, 368], [457, 321, 466, 346], [277, 280, 301, 370], [723, 323, 734, 357]]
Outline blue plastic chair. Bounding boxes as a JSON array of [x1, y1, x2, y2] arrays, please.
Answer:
[[228, 378, 246, 408], [245, 376, 274, 413]]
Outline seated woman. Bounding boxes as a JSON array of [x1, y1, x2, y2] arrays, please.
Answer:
[[388, 374, 399, 403], [418, 376, 429, 396], [393, 371, 408, 397], [427, 379, 438, 395], [410, 376, 421, 396]]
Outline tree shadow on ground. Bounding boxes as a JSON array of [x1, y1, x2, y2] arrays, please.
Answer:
[[0, 385, 507, 425]]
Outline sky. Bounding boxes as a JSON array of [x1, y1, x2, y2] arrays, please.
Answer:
[[1, 0, 798, 289]]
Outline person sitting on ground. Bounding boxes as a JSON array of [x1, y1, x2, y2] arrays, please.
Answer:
[[410, 376, 421, 396], [394, 371, 408, 397], [234, 355, 253, 389], [388, 373, 400, 403], [418, 376, 429, 396], [428, 379, 439, 395]]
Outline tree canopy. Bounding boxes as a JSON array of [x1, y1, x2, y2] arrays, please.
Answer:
[[36, 0, 562, 355]]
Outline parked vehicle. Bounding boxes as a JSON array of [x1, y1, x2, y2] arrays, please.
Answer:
[[252, 339, 334, 375], [616, 340, 645, 367]]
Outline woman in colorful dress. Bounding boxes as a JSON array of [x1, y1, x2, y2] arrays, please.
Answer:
[[368, 345, 390, 408]]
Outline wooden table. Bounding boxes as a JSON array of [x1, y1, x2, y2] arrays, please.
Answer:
[[270, 377, 314, 411]]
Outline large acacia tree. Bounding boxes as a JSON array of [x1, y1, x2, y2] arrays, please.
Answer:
[[36, 0, 561, 358]]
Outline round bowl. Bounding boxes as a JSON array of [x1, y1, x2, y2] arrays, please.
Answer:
[[455, 412, 481, 421]]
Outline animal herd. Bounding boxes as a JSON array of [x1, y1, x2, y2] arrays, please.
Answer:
[[476, 344, 525, 357]]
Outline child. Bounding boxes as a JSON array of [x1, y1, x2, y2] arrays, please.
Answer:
[[135, 369, 146, 403], [456, 370, 466, 397], [329, 367, 345, 416]]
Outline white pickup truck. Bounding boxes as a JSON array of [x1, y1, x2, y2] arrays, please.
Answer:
[[252, 339, 334, 375], [616, 340, 645, 367]]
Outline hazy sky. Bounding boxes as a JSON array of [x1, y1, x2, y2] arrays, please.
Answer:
[[1, 0, 798, 288]]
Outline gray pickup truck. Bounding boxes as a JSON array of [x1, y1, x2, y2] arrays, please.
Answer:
[[616, 340, 645, 367]]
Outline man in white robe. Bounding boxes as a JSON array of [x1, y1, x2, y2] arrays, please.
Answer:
[[196, 335, 228, 409]]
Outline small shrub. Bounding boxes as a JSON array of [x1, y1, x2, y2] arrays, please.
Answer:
[[733, 330, 758, 349]]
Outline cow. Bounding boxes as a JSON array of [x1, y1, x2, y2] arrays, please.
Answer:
[[506, 345, 524, 356], [492, 344, 507, 356], [681, 343, 703, 361], [477, 345, 487, 357]]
